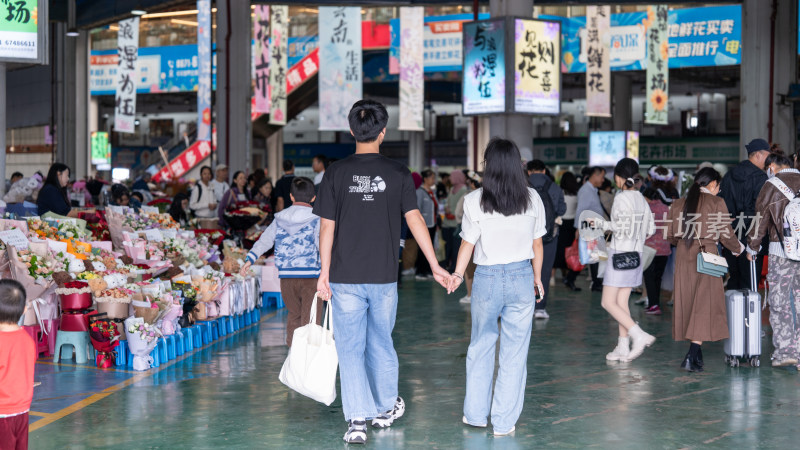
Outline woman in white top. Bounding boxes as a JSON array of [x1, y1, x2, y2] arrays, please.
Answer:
[[590, 158, 656, 363], [189, 166, 218, 219], [447, 138, 546, 436]]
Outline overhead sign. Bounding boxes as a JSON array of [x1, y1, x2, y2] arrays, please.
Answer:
[[585, 6, 611, 117], [0, 0, 47, 63], [269, 6, 288, 125], [513, 19, 561, 115], [318, 6, 363, 130], [151, 140, 213, 182], [398, 7, 424, 131], [645, 5, 669, 125], [91, 131, 110, 165], [462, 19, 505, 115], [114, 18, 139, 134], [197, 0, 212, 142], [253, 5, 270, 115]]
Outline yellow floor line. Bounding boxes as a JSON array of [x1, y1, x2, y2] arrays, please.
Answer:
[[36, 360, 141, 374], [30, 310, 279, 433], [28, 411, 53, 417]]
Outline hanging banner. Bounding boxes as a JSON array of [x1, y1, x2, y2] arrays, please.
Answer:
[[513, 19, 561, 115], [253, 5, 270, 115], [462, 20, 505, 115], [398, 7, 424, 131], [269, 6, 288, 125], [318, 7, 363, 130], [197, 0, 212, 142], [585, 6, 611, 117], [645, 5, 669, 125], [114, 17, 139, 134]]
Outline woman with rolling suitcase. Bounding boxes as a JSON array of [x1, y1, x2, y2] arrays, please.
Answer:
[[666, 167, 744, 372]]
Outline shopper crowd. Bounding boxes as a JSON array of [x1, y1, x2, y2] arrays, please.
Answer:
[[3, 98, 800, 445]]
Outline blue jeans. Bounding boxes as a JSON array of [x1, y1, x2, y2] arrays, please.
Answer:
[[330, 283, 399, 421], [463, 261, 535, 433]]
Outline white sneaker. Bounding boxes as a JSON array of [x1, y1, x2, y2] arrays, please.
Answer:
[[371, 396, 405, 428], [624, 325, 656, 361], [605, 336, 630, 361], [494, 426, 515, 436], [462, 416, 487, 428], [415, 275, 431, 281], [459, 296, 471, 304], [634, 296, 649, 307], [402, 268, 416, 276], [549, 277, 556, 287], [344, 419, 368, 444], [534, 309, 549, 319]]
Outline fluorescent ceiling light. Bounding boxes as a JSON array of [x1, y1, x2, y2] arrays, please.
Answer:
[[66, 28, 80, 37], [171, 19, 198, 27], [131, 9, 147, 16]]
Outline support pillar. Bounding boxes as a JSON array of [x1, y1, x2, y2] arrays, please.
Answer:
[[489, 0, 534, 162], [266, 131, 282, 183], [612, 74, 632, 131], [408, 131, 424, 171], [55, 24, 90, 179], [216, 0, 252, 173], [741, 0, 797, 159]]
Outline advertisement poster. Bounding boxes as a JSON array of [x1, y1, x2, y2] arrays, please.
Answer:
[[253, 5, 270, 115], [645, 5, 669, 125], [0, 0, 38, 60], [462, 20, 505, 115], [589, 131, 626, 167], [585, 6, 611, 117], [514, 19, 560, 115], [91, 132, 110, 165], [318, 6, 362, 130], [197, 0, 212, 142], [626, 131, 640, 161], [269, 6, 288, 125], [398, 7, 424, 131], [114, 17, 139, 134]]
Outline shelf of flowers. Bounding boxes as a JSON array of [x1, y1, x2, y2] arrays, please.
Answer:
[[0, 210, 261, 371]]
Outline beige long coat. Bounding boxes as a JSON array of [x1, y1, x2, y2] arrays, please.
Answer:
[[667, 193, 743, 342]]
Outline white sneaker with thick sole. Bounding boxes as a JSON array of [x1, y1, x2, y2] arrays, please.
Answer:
[[624, 325, 656, 361], [462, 416, 487, 428], [459, 296, 471, 304], [371, 396, 405, 428], [344, 419, 368, 444], [533, 309, 550, 320], [494, 426, 516, 436], [605, 336, 630, 361]]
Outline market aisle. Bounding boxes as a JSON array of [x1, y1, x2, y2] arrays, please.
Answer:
[[29, 281, 800, 448]]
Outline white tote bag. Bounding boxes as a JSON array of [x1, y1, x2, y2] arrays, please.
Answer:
[[278, 294, 339, 405]]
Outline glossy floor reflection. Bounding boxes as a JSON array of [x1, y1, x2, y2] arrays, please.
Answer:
[[29, 278, 800, 449]]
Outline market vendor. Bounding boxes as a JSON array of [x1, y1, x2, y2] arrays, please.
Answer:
[[189, 166, 217, 219], [169, 192, 191, 227], [37, 163, 80, 218], [218, 170, 251, 227]]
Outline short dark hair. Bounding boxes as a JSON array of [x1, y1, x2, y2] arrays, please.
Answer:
[[313, 154, 329, 168], [527, 160, 546, 173], [589, 166, 606, 177], [131, 191, 144, 202], [0, 279, 26, 324], [348, 99, 389, 143], [10, 172, 23, 179], [283, 159, 294, 172], [480, 138, 531, 216], [420, 169, 435, 180], [290, 177, 316, 203]]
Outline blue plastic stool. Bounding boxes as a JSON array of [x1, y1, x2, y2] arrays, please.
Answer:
[[244, 310, 252, 326], [179, 328, 194, 352], [53, 331, 91, 364], [116, 340, 130, 366], [174, 332, 185, 356], [149, 347, 161, 368], [190, 326, 202, 348], [229, 315, 238, 332], [263, 292, 284, 309], [238, 314, 245, 328], [209, 320, 219, 340], [155, 338, 168, 362], [165, 335, 177, 360], [196, 322, 211, 345], [254, 308, 261, 322], [216, 317, 228, 336]]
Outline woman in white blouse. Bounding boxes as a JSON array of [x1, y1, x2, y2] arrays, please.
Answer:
[[189, 166, 218, 219], [447, 138, 545, 437]]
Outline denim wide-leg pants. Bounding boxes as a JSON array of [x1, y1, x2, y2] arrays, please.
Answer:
[[463, 261, 535, 433]]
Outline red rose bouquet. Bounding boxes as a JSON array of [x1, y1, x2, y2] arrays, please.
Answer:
[[89, 318, 121, 368]]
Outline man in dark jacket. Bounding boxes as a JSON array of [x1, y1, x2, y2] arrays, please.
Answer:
[[719, 138, 770, 290], [528, 160, 566, 320]]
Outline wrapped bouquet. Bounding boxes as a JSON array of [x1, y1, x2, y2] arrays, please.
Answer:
[[89, 316, 121, 368], [124, 317, 161, 371]]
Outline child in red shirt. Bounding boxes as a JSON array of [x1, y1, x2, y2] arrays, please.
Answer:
[[0, 279, 35, 450]]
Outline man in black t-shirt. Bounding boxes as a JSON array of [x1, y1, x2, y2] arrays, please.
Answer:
[[313, 100, 448, 445], [273, 159, 296, 212]]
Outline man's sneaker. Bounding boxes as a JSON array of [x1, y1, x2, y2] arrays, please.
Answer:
[[635, 296, 649, 306], [459, 296, 471, 304], [343, 419, 368, 444], [534, 309, 549, 319], [462, 416, 487, 428], [494, 426, 515, 437], [371, 396, 405, 428], [644, 305, 662, 315]]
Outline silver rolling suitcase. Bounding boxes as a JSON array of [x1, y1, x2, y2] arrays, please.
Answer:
[[723, 260, 761, 367]]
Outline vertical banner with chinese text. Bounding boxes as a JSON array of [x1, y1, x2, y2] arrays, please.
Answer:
[[319, 7, 363, 130], [585, 6, 610, 117], [253, 5, 270, 115], [114, 18, 139, 133], [645, 5, 669, 125], [399, 7, 424, 131], [462, 20, 505, 115], [514, 19, 561, 115], [197, 0, 212, 142], [269, 5, 288, 125]]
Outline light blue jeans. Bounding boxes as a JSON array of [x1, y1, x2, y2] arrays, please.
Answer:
[[463, 261, 535, 434], [330, 283, 399, 421]]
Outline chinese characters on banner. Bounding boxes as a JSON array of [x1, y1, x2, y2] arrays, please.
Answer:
[[0, 0, 37, 60], [269, 5, 288, 126], [399, 7, 424, 131], [645, 5, 669, 125], [197, 0, 212, 142], [114, 18, 139, 134], [514, 19, 561, 115], [462, 20, 505, 115], [585, 6, 610, 117], [318, 7, 363, 130], [253, 5, 270, 115]]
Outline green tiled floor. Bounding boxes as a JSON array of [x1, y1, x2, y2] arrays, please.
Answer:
[[29, 278, 800, 449]]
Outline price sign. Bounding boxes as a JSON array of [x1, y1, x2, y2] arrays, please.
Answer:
[[162, 229, 178, 239], [0, 229, 30, 250], [143, 229, 164, 242], [141, 206, 159, 214]]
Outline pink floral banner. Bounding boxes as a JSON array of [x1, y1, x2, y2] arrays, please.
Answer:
[[399, 7, 424, 131]]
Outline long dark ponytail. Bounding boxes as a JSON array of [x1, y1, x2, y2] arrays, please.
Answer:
[[682, 167, 721, 245]]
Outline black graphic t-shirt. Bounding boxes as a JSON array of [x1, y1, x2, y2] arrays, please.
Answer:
[[313, 153, 418, 284]]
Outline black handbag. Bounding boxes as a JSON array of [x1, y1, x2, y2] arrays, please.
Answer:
[[612, 251, 641, 270]]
